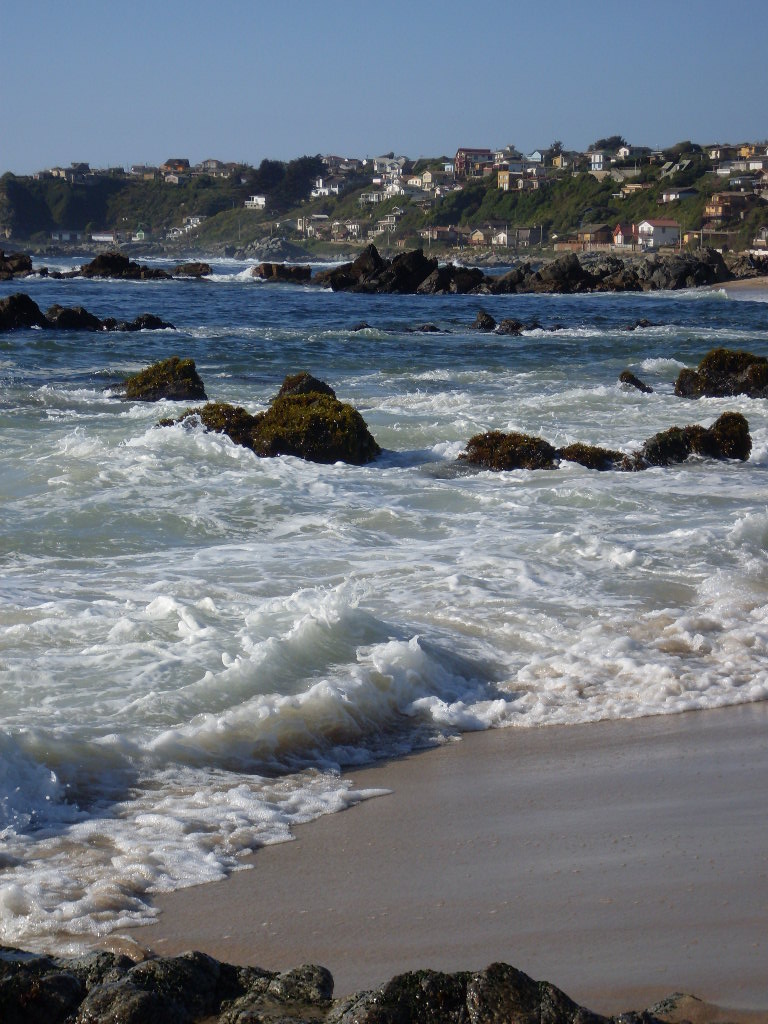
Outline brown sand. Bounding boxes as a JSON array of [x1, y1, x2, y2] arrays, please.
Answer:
[[123, 704, 768, 1015], [716, 274, 768, 293]]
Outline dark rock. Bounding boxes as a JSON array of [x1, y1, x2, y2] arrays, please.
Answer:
[[80, 252, 171, 281], [558, 443, 631, 471], [163, 402, 260, 448], [275, 371, 337, 400], [495, 318, 525, 336], [530, 252, 593, 293], [489, 264, 529, 294], [619, 370, 653, 394], [471, 310, 497, 332], [45, 304, 104, 331], [0, 292, 49, 331], [414, 323, 443, 333], [350, 321, 372, 332], [361, 248, 437, 294], [623, 319, 655, 331], [636, 248, 732, 291], [0, 969, 84, 1024], [173, 262, 212, 278], [674, 347, 768, 399], [459, 431, 558, 471], [120, 356, 208, 402], [266, 964, 333, 1003], [416, 264, 487, 294], [0, 251, 34, 280], [333, 968, 472, 1024], [123, 313, 175, 332], [252, 262, 311, 284], [313, 244, 386, 291]]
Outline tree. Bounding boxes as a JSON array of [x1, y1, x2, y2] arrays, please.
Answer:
[[549, 140, 564, 156], [589, 135, 627, 152]]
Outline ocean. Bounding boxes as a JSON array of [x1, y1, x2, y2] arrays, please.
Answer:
[[1, 257, 767, 953]]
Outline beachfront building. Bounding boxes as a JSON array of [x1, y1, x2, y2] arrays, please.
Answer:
[[613, 222, 638, 247], [637, 219, 681, 249]]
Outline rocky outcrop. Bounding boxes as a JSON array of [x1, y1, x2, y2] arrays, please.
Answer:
[[173, 262, 212, 278], [78, 252, 171, 280], [7, 947, 729, 1024], [162, 373, 380, 465], [253, 262, 312, 283], [0, 250, 33, 280], [119, 356, 208, 402], [459, 412, 751, 473], [674, 347, 768, 399], [305, 245, 737, 296], [0, 293, 175, 333], [0, 292, 49, 330]]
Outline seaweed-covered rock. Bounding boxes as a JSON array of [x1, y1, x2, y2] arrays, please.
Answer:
[[639, 412, 751, 466], [275, 371, 337, 400], [266, 964, 333, 1003], [471, 309, 497, 332], [0, 292, 49, 331], [619, 370, 653, 394], [121, 356, 208, 402], [674, 347, 768, 399], [558, 443, 631, 471], [251, 393, 380, 464], [163, 385, 380, 466], [459, 431, 558, 471]]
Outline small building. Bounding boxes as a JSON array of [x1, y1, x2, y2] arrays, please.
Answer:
[[161, 158, 190, 174], [132, 227, 150, 242], [244, 195, 266, 209], [91, 231, 119, 244], [577, 223, 613, 247], [637, 218, 681, 249], [660, 187, 698, 203], [613, 223, 638, 247], [588, 151, 606, 172]]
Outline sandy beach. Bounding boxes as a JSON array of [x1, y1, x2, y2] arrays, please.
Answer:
[[123, 703, 768, 1015], [716, 274, 768, 295]]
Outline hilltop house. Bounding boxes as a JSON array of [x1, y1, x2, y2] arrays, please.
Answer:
[[454, 147, 493, 178], [661, 186, 698, 203], [244, 195, 266, 209], [161, 159, 190, 174]]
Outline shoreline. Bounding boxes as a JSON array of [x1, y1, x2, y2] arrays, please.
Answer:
[[122, 703, 768, 1014]]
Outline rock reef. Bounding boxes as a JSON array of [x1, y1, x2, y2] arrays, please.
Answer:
[[0, 946, 723, 1024], [117, 356, 208, 403], [459, 412, 751, 472], [0, 293, 175, 333], [305, 244, 735, 295]]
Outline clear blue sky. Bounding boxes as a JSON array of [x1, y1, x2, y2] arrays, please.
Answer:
[[2, 0, 766, 174]]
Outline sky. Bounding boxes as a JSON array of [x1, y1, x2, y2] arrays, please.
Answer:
[[2, 0, 767, 175]]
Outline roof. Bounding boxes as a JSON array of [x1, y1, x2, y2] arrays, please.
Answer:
[[640, 219, 680, 227]]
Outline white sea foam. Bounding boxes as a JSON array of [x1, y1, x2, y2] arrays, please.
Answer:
[[2, 272, 768, 952]]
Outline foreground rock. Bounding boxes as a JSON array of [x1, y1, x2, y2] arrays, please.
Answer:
[[162, 373, 380, 465], [674, 347, 768, 399], [173, 262, 212, 278], [118, 356, 208, 402], [0, 293, 175, 333], [459, 412, 751, 472], [0, 946, 742, 1024]]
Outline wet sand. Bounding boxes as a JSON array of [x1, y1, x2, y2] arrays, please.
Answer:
[[124, 704, 768, 1015]]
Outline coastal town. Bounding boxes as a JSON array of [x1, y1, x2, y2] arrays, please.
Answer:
[[2, 137, 768, 257]]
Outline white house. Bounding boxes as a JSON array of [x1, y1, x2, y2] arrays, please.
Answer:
[[637, 218, 681, 249], [244, 195, 266, 209], [589, 151, 606, 172], [310, 177, 340, 198]]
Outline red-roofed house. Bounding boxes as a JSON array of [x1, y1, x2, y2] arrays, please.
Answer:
[[613, 223, 638, 247]]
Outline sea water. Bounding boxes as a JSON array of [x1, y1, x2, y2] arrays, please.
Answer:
[[1, 258, 767, 950]]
